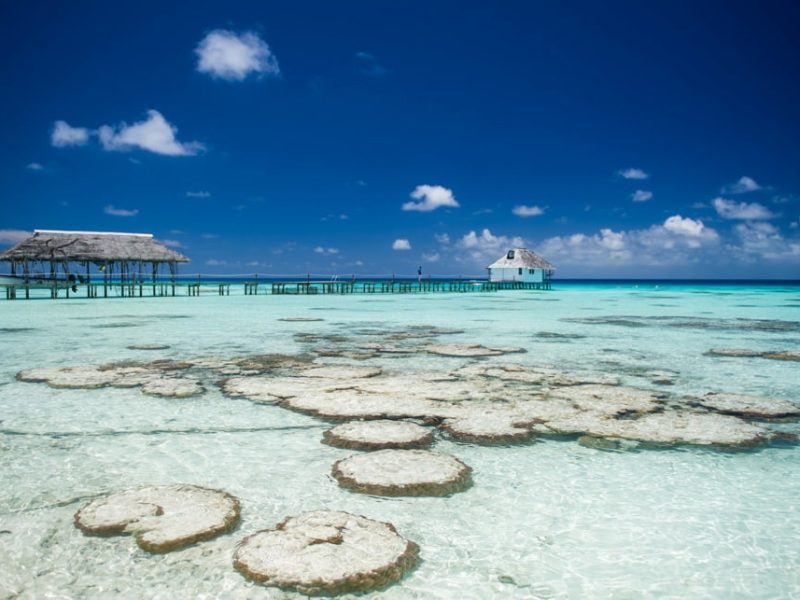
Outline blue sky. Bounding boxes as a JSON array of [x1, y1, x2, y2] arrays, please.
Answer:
[[1, 0, 798, 278]]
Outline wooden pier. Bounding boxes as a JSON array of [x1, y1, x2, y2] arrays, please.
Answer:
[[269, 279, 551, 294], [1, 278, 551, 300]]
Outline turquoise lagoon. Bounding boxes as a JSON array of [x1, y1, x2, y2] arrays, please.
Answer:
[[0, 281, 798, 599]]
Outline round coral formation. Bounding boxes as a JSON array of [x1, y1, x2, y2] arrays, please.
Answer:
[[234, 511, 419, 596], [74, 484, 241, 553], [441, 415, 535, 445], [698, 392, 800, 419], [332, 449, 472, 496], [140, 377, 205, 398], [323, 420, 434, 450]]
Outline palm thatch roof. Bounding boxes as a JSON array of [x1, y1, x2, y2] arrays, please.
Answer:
[[0, 230, 189, 263], [487, 248, 555, 270]]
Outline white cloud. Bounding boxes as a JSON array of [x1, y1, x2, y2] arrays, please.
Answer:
[[459, 228, 525, 250], [402, 185, 459, 212], [201, 233, 219, 239], [422, 252, 440, 262], [512, 205, 545, 217], [631, 190, 653, 202], [722, 176, 762, 194], [313, 246, 339, 255], [51, 121, 89, 147], [206, 259, 228, 266], [0, 229, 32, 244], [392, 239, 412, 250], [186, 191, 211, 198], [98, 110, 204, 156], [434, 233, 450, 245], [161, 239, 184, 248], [104, 205, 139, 217], [662, 215, 704, 237], [195, 30, 280, 81], [660, 215, 719, 246], [618, 167, 649, 180], [713, 197, 774, 220], [26, 162, 44, 171], [457, 228, 526, 264]]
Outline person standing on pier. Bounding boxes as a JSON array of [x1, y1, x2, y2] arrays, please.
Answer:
[[417, 266, 422, 284]]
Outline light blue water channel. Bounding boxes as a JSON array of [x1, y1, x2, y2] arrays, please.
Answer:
[[0, 282, 798, 598]]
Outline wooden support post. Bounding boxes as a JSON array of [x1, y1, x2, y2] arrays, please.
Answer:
[[50, 261, 57, 299], [23, 260, 30, 299]]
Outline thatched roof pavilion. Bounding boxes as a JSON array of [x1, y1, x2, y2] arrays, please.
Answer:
[[0, 230, 189, 298], [0, 230, 189, 263]]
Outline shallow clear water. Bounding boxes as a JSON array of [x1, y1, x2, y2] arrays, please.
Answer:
[[1, 282, 798, 599]]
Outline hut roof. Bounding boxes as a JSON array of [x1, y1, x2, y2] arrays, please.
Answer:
[[487, 248, 555, 270], [0, 230, 189, 263]]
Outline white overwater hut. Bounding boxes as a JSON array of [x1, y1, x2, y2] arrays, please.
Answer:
[[487, 248, 555, 289]]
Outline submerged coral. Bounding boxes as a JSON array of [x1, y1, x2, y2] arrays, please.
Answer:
[[323, 420, 434, 450], [233, 510, 419, 596], [698, 392, 800, 420], [422, 343, 526, 357], [17, 345, 794, 450], [706, 348, 800, 362], [441, 413, 535, 445], [74, 484, 240, 553], [332, 449, 472, 496]]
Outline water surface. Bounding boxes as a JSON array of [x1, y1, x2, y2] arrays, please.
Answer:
[[1, 282, 798, 599]]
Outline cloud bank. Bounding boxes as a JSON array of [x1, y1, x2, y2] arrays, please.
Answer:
[[457, 228, 526, 264]]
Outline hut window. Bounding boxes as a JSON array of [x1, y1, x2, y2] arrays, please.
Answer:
[[518, 268, 523, 275], [529, 269, 534, 274], [507, 250, 515, 259]]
